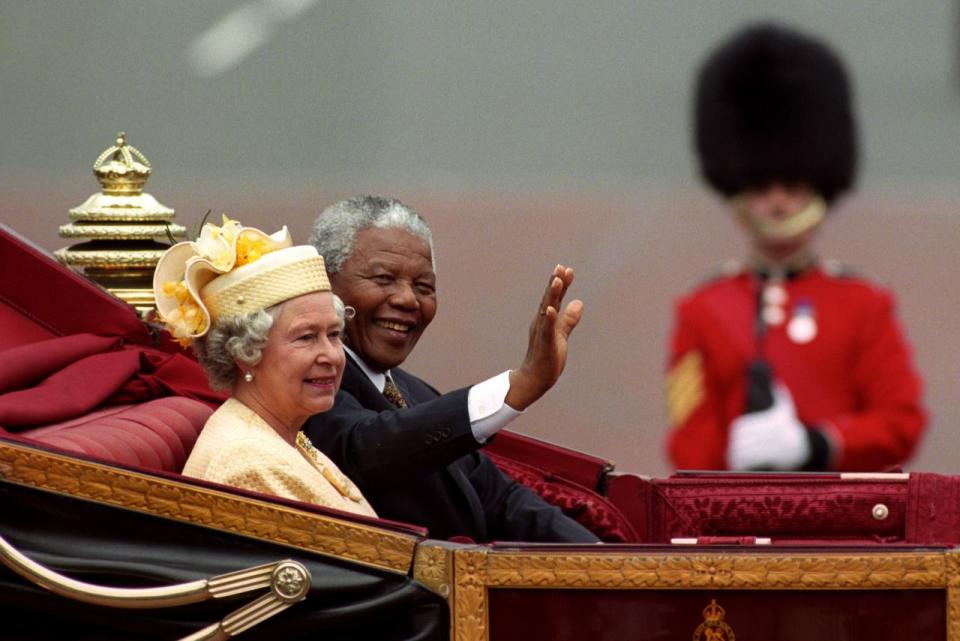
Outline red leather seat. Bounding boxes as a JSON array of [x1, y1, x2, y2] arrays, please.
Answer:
[[25, 397, 212, 473]]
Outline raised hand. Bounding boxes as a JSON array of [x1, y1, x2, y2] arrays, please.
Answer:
[[505, 264, 584, 411]]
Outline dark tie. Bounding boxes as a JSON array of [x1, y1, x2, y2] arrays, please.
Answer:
[[383, 376, 408, 408]]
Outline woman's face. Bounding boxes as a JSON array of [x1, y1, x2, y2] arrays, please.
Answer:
[[248, 291, 345, 428]]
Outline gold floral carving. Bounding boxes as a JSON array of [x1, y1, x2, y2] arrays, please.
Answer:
[[0, 442, 417, 574], [454, 549, 489, 641], [481, 551, 946, 589], [451, 548, 955, 641], [950, 585, 960, 641], [414, 542, 455, 599], [947, 552, 960, 641], [947, 551, 960, 586]]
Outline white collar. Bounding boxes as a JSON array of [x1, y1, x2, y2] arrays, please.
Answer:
[[343, 344, 388, 393]]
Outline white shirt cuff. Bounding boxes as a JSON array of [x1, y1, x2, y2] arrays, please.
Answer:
[[468, 370, 522, 442]]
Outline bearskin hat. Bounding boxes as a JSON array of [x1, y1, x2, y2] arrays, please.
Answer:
[[694, 23, 858, 203]]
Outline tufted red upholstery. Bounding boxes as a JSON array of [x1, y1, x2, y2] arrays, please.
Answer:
[[25, 397, 212, 473], [484, 429, 638, 542], [486, 450, 639, 543], [645, 475, 910, 544]]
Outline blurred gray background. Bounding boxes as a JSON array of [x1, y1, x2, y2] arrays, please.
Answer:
[[2, 1, 958, 477]]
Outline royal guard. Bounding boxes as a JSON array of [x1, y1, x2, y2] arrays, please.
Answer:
[[665, 23, 926, 471]]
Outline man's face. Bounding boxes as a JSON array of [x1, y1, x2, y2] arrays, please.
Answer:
[[330, 227, 437, 372], [735, 183, 825, 261]]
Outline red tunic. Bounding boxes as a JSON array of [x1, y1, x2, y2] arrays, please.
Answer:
[[664, 263, 926, 471]]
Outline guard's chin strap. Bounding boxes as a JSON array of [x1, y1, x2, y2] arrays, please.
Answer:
[[733, 195, 827, 242]]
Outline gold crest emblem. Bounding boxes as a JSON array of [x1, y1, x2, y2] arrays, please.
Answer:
[[692, 599, 735, 641]]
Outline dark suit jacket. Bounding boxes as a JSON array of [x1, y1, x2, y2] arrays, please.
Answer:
[[305, 355, 598, 543]]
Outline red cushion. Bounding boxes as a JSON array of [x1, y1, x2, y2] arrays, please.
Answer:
[[648, 476, 908, 543], [486, 450, 639, 542], [26, 397, 212, 472]]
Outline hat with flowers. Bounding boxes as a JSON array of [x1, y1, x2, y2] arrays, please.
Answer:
[[153, 215, 330, 345]]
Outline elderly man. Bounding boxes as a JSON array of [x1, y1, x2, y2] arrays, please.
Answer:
[[305, 196, 598, 543]]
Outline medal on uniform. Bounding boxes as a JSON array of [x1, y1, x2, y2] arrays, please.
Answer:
[[787, 300, 817, 343]]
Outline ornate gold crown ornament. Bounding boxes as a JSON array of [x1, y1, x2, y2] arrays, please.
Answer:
[[55, 132, 186, 317], [693, 599, 735, 641]]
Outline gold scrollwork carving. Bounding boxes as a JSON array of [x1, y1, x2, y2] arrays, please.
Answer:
[[947, 551, 960, 586], [0, 442, 417, 574], [950, 585, 960, 641], [452, 548, 954, 641], [946, 552, 960, 641], [454, 549, 489, 641], [481, 552, 946, 589]]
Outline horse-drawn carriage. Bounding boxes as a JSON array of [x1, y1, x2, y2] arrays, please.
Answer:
[[2, 224, 957, 641]]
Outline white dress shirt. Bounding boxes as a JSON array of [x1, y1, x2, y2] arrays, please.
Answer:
[[343, 345, 521, 442]]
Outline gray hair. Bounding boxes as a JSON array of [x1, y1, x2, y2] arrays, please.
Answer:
[[194, 295, 347, 391], [309, 195, 435, 274]]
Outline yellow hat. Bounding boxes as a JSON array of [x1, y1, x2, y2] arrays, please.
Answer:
[[153, 216, 330, 344]]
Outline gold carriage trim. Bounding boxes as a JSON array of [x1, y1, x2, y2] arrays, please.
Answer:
[[0, 532, 312, 638], [0, 440, 418, 575], [445, 546, 960, 641]]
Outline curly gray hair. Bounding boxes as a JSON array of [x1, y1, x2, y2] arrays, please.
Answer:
[[309, 196, 435, 274], [194, 295, 347, 391]]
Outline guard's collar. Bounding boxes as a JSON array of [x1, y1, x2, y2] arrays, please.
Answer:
[[748, 251, 817, 280]]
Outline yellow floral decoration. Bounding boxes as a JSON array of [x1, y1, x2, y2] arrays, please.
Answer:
[[159, 215, 281, 346], [160, 281, 207, 346], [235, 231, 274, 266]]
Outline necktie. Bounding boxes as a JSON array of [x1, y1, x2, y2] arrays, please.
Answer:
[[383, 376, 408, 408]]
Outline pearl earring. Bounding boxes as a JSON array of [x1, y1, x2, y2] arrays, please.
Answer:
[[244, 371, 254, 383]]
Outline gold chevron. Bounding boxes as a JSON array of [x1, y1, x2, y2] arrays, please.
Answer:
[[667, 350, 705, 427]]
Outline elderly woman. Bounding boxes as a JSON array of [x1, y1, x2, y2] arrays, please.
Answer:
[[153, 216, 376, 517]]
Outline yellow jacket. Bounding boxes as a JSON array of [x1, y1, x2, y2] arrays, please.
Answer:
[[183, 398, 376, 518]]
